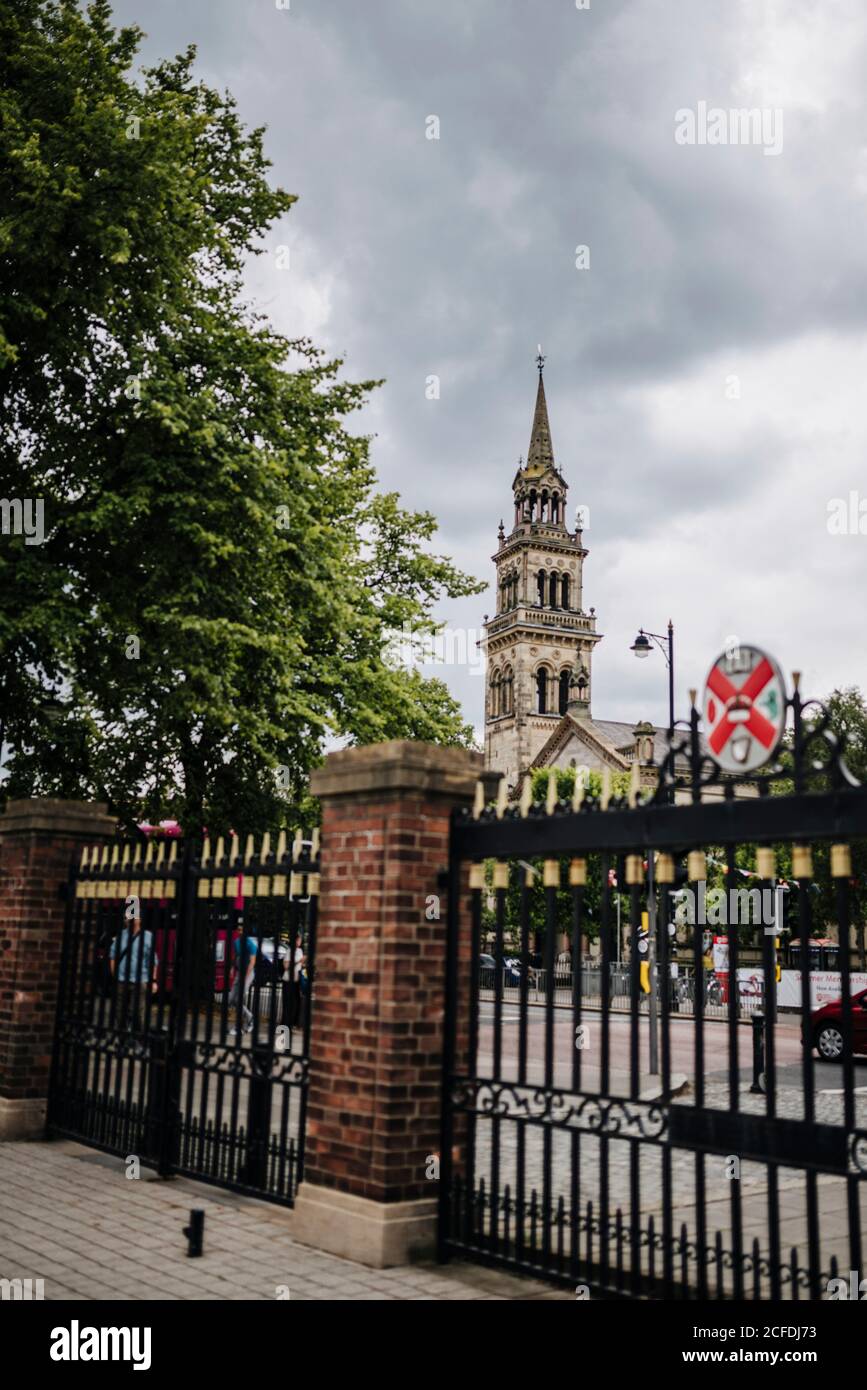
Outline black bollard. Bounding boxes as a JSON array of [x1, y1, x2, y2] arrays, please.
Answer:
[[749, 1011, 765, 1094], [183, 1208, 205, 1257]]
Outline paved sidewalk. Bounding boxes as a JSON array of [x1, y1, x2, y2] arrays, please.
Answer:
[[0, 1141, 569, 1301]]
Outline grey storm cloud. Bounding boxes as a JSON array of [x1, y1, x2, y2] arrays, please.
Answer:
[[110, 0, 867, 735]]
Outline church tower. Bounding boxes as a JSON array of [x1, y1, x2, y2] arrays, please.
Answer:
[[482, 356, 602, 790]]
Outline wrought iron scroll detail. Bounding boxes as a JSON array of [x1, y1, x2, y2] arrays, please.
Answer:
[[450, 1077, 668, 1142]]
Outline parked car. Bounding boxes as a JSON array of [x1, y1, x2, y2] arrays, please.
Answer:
[[810, 987, 867, 1060]]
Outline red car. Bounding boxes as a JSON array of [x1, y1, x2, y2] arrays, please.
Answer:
[[810, 987, 867, 1060]]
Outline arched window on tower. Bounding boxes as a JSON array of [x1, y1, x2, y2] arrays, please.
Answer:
[[559, 669, 571, 715], [536, 667, 550, 714], [549, 572, 559, 607], [561, 573, 570, 610], [540, 491, 548, 522], [490, 670, 502, 718], [537, 569, 546, 606], [502, 666, 513, 715], [551, 493, 560, 524]]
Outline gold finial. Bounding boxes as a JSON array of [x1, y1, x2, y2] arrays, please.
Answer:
[[546, 773, 558, 816], [520, 779, 533, 818], [80, 845, 91, 870], [229, 832, 239, 864], [543, 859, 560, 888], [291, 830, 303, 861], [472, 781, 485, 819], [792, 844, 813, 879], [244, 834, 255, 865], [792, 671, 801, 692], [756, 848, 775, 880], [628, 760, 641, 809], [625, 854, 644, 885], [469, 863, 485, 890], [656, 853, 675, 884], [493, 862, 509, 890], [689, 688, 698, 708], [110, 844, 119, 869], [310, 827, 320, 858], [132, 843, 142, 868], [167, 841, 177, 869], [831, 844, 852, 879], [260, 832, 271, 862], [121, 844, 131, 869], [215, 835, 225, 865], [155, 841, 165, 868], [569, 858, 587, 886], [687, 850, 706, 881], [144, 841, 154, 869], [276, 830, 287, 861], [600, 767, 612, 811], [495, 779, 508, 819], [201, 836, 211, 867]]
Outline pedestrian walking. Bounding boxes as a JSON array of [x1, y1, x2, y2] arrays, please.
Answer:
[[109, 915, 159, 1028]]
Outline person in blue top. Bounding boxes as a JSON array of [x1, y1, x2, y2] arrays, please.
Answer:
[[228, 927, 258, 1036], [110, 914, 159, 1028]]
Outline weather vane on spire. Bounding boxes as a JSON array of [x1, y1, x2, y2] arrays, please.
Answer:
[[536, 344, 545, 375]]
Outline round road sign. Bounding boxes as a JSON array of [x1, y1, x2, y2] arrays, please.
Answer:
[[703, 644, 786, 775]]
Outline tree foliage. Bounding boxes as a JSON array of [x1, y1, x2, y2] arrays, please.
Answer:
[[0, 1, 483, 832]]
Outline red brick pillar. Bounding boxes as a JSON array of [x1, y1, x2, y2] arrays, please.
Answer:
[[0, 798, 116, 1140], [292, 740, 481, 1266]]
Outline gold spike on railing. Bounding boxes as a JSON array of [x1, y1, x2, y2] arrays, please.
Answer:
[[260, 831, 271, 863], [656, 854, 675, 884], [572, 771, 585, 813], [472, 781, 485, 820], [569, 858, 587, 887], [831, 844, 852, 879], [110, 844, 120, 870], [121, 844, 131, 870], [600, 767, 612, 812], [792, 844, 813, 879], [628, 760, 640, 809], [756, 848, 776, 880], [214, 835, 225, 866], [524, 864, 536, 887], [276, 830, 287, 861], [99, 844, 110, 871], [201, 837, 211, 867], [492, 862, 509, 890], [155, 841, 165, 869], [546, 775, 557, 817], [543, 859, 560, 889], [687, 850, 706, 881], [519, 779, 532, 818], [244, 834, 255, 865], [167, 841, 177, 869], [228, 832, 239, 864], [310, 827, 320, 858], [132, 843, 142, 868], [144, 841, 154, 869], [495, 779, 508, 819], [80, 845, 91, 871], [625, 854, 644, 886]]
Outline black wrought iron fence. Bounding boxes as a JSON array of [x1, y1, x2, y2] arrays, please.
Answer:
[[47, 830, 318, 1206], [440, 689, 867, 1299]]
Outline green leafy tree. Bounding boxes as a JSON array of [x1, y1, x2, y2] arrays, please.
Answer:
[[0, 1, 482, 831]]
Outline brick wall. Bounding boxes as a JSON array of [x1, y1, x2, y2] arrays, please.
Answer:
[[0, 800, 115, 1135], [304, 741, 481, 1203]]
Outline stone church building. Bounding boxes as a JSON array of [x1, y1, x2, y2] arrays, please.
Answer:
[[482, 362, 668, 795]]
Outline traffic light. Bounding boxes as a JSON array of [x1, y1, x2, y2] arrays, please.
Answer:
[[640, 961, 651, 993]]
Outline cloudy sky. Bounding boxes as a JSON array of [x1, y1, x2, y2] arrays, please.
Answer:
[[112, 0, 867, 739]]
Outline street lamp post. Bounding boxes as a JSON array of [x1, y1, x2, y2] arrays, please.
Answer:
[[629, 620, 675, 1079], [630, 620, 675, 735]]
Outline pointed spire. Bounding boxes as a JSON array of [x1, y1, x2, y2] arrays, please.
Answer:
[[526, 357, 555, 473]]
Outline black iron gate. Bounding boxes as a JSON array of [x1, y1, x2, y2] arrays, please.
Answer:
[[440, 690, 867, 1298], [47, 830, 318, 1206]]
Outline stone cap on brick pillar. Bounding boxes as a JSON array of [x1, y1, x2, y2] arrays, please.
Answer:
[[0, 798, 118, 839], [311, 739, 483, 803]]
